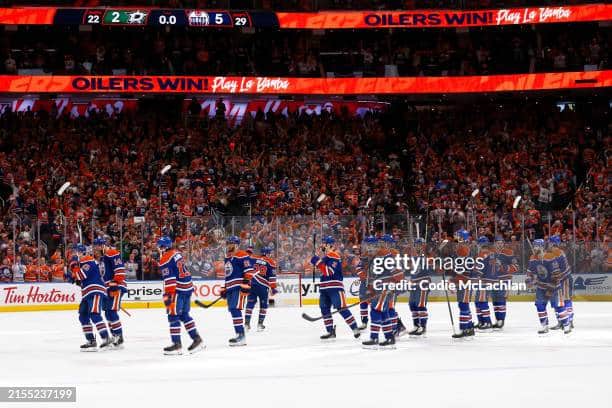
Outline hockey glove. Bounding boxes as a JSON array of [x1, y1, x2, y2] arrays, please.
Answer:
[[107, 281, 120, 292], [310, 256, 320, 266], [163, 293, 174, 307], [240, 278, 251, 294], [219, 287, 227, 299]]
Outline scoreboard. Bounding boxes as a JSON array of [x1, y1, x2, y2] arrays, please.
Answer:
[[0, 5, 610, 29], [2, 8, 270, 28]]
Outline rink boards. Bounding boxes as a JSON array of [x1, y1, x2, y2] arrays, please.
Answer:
[[1, 274, 611, 312]]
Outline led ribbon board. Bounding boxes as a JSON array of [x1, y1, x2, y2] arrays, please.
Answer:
[[0, 72, 610, 94], [0, 4, 610, 28]]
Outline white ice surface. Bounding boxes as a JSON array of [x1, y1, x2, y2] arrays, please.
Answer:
[[1, 302, 611, 408]]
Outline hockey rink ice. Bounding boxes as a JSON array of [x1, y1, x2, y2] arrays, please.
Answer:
[[1, 302, 611, 408]]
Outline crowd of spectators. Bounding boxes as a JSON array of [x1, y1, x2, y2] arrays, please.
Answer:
[[0, 97, 609, 283], [1, 25, 609, 77]]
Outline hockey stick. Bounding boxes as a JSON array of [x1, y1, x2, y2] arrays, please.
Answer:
[[436, 240, 456, 334], [195, 296, 223, 309], [120, 307, 132, 317], [77, 219, 83, 244], [301, 294, 377, 322]]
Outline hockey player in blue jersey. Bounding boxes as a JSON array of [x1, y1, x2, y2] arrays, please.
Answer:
[[93, 237, 127, 348], [490, 236, 518, 330], [244, 246, 277, 332], [310, 236, 360, 341], [472, 236, 495, 331], [452, 229, 476, 339], [158, 236, 203, 355], [408, 237, 431, 337], [548, 235, 574, 331], [379, 234, 406, 337], [527, 239, 571, 335], [356, 235, 378, 330], [221, 236, 254, 346], [70, 244, 112, 352], [361, 237, 400, 349]]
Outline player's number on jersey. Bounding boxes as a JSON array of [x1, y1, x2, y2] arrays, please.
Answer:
[[177, 259, 191, 279], [254, 263, 267, 275]]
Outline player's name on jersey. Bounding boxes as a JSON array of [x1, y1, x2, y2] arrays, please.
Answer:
[[372, 279, 526, 292]]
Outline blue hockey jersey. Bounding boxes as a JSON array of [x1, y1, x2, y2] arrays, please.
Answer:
[[159, 249, 193, 295], [100, 248, 127, 292], [312, 250, 344, 291], [251, 255, 277, 290], [527, 251, 563, 291], [72, 255, 107, 299], [224, 250, 254, 291]]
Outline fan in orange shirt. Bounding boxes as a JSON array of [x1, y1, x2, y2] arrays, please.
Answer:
[[51, 252, 66, 282], [37, 258, 51, 282], [24, 262, 38, 282]]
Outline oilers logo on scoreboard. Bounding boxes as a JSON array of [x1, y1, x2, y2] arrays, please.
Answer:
[[188, 10, 210, 26]]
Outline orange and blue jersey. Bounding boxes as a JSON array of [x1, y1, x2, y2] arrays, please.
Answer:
[[527, 251, 562, 291], [74, 256, 107, 299], [251, 255, 277, 290], [549, 247, 571, 280], [474, 248, 496, 283], [492, 248, 518, 280], [159, 249, 193, 295], [100, 248, 127, 293], [224, 250, 254, 291], [313, 250, 344, 291]]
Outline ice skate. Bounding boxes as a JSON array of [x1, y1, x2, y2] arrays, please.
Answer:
[[352, 327, 361, 339], [163, 342, 182, 355], [361, 338, 379, 350], [379, 336, 396, 349], [229, 333, 246, 347], [538, 325, 549, 335], [550, 322, 562, 330], [188, 335, 204, 354], [358, 318, 368, 331], [476, 322, 493, 332], [320, 326, 336, 341], [99, 336, 113, 351], [492, 320, 505, 331], [80, 339, 98, 352], [112, 335, 124, 350], [452, 327, 475, 339], [409, 326, 426, 337], [395, 318, 407, 337], [257, 323, 266, 332]]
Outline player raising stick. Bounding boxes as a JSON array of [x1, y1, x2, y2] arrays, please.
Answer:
[[93, 237, 127, 348], [310, 236, 361, 341], [245, 246, 277, 331], [158, 236, 204, 355]]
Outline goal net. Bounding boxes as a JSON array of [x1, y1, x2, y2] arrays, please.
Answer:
[[271, 272, 303, 307]]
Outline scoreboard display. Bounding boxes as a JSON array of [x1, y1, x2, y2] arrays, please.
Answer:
[[0, 5, 609, 29], [9, 8, 267, 28]]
